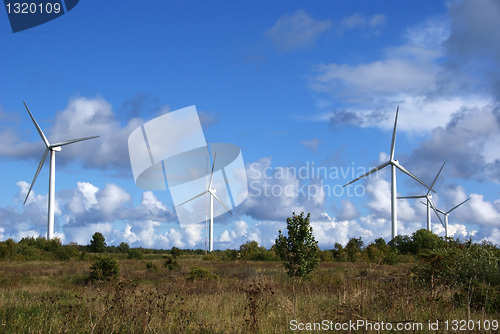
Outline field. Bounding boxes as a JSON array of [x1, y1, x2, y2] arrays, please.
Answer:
[[0, 253, 498, 333]]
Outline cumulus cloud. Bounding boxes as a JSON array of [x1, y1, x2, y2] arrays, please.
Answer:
[[266, 10, 332, 52], [408, 105, 500, 183], [243, 157, 304, 220], [2, 96, 149, 174], [0, 180, 184, 248], [309, 2, 496, 133], [444, 0, 500, 90]]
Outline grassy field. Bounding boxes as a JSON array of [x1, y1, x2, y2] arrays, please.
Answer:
[[0, 255, 497, 333]]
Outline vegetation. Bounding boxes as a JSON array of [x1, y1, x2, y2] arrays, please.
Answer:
[[275, 212, 320, 277], [0, 229, 498, 333], [88, 232, 106, 253], [89, 256, 119, 282]]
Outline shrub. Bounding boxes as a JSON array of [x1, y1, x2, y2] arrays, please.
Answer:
[[127, 248, 143, 260], [187, 266, 218, 281], [240, 241, 277, 261], [89, 256, 119, 282], [146, 261, 159, 271], [164, 256, 180, 270], [170, 246, 182, 259]]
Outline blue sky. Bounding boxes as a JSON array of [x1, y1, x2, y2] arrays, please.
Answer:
[[1, 0, 499, 249]]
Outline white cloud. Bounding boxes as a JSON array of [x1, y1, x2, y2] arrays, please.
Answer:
[[338, 13, 386, 34], [266, 10, 332, 52], [243, 157, 304, 220], [409, 105, 500, 182], [300, 138, 320, 152], [481, 228, 500, 245], [464, 194, 500, 226], [98, 183, 132, 217], [2, 96, 148, 173], [338, 199, 359, 221]]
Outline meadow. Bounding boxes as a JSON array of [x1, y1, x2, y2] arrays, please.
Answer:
[[0, 235, 499, 333]]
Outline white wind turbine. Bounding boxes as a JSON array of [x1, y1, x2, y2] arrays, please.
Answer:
[[178, 152, 232, 252], [23, 101, 99, 240], [398, 162, 446, 231], [343, 106, 434, 240], [423, 198, 470, 238]]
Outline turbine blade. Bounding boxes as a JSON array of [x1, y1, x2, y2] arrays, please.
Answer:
[[397, 195, 426, 199], [178, 190, 207, 206], [429, 198, 444, 227], [395, 162, 434, 192], [448, 197, 470, 213], [427, 162, 446, 195], [51, 136, 99, 148], [24, 148, 49, 205], [210, 190, 233, 214], [24, 101, 50, 148], [390, 106, 399, 160], [343, 161, 390, 187], [208, 152, 217, 189]]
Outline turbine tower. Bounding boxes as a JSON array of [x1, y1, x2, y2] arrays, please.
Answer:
[[433, 198, 470, 238], [178, 152, 232, 252], [23, 101, 99, 239], [398, 162, 446, 231], [343, 106, 434, 240]]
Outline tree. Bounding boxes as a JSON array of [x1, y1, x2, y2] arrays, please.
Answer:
[[411, 229, 444, 254], [88, 232, 107, 253], [239, 240, 276, 261], [345, 237, 363, 262], [118, 242, 130, 253], [170, 246, 182, 259], [274, 212, 320, 277]]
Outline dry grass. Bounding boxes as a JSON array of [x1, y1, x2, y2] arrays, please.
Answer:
[[0, 258, 494, 333]]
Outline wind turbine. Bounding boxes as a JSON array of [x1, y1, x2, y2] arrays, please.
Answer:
[[398, 162, 446, 231], [23, 101, 99, 240], [178, 152, 232, 252], [423, 198, 470, 238], [343, 106, 434, 240]]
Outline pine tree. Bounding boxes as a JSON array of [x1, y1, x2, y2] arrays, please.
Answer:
[[88, 232, 107, 253]]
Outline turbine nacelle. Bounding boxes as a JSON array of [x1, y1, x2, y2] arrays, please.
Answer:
[[51, 146, 62, 152]]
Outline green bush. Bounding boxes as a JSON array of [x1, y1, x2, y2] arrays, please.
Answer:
[[146, 261, 159, 271], [89, 256, 119, 282], [164, 256, 180, 270], [239, 241, 278, 261], [127, 248, 143, 260], [170, 246, 182, 259], [187, 266, 218, 281], [413, 241, 500, 314]]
